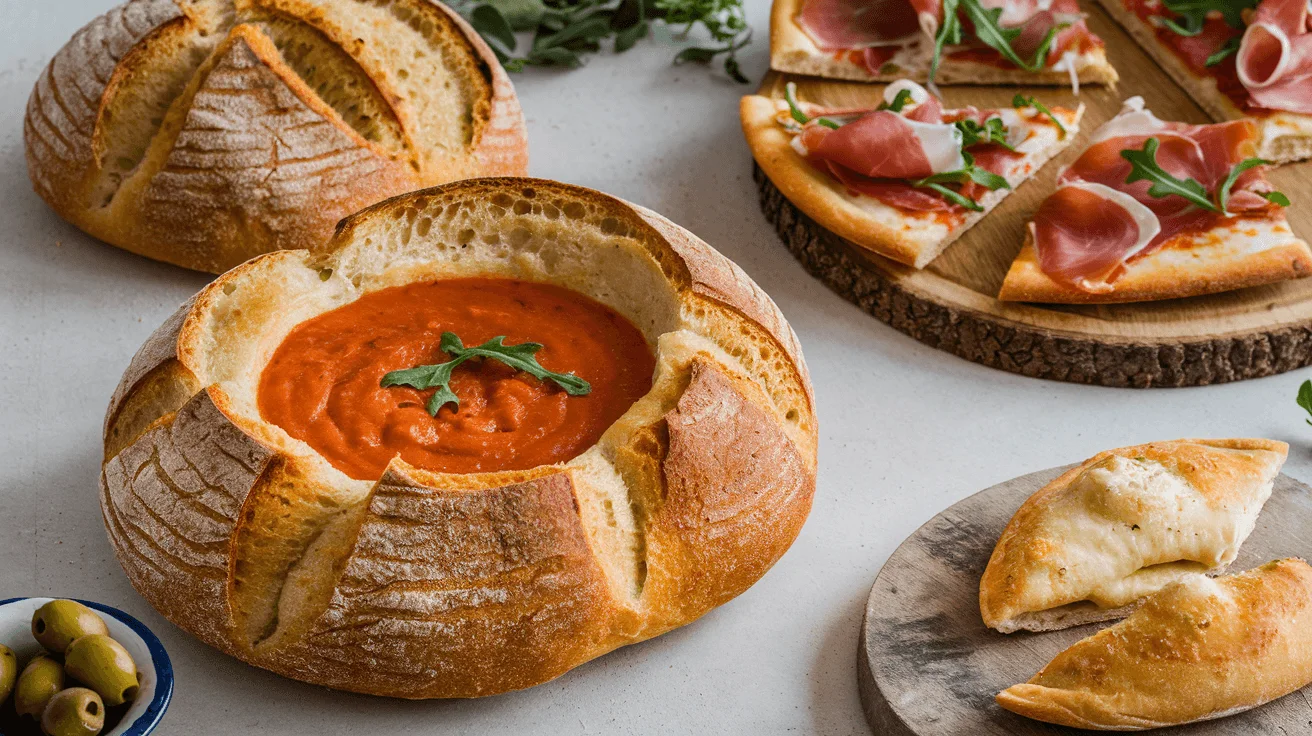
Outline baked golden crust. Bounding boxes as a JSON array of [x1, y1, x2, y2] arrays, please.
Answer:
[[25, 0, 528, 274], [769, 0, 1119, 85], [1094, 0, 1312, 164], [997, 558, 1312, 730], [99, 178, 818, 698], [741, 93, 1082, 268], [998, 225, 1312, 303], [979, 439, 1288, 633]]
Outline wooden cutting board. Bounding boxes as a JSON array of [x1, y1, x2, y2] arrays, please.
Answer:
[[754, 2, 1312, 388], [857, 466, 1312, 735]]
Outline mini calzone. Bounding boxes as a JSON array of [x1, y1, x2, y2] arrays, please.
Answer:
[[998, 558, 1312, 730], [980, 438, 1287, 633]]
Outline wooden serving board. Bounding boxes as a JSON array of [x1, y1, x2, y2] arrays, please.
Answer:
[[856, 467, 1312, 735], [756, 1, 1312, 387]]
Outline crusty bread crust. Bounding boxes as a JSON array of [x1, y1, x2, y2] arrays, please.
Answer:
[[741, 94, 1082, 268], [99, 178, 818, 698], [998, 558, 1312, 730], [980, 438, 1288, 634], [999, 224, 1312, 303], [25, 0, 528, 274], [770, 0, 1119, 85], [1094, 0, 1312, 163]]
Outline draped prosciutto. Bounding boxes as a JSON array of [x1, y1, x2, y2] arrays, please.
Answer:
[[796, 0, 1100, 74], [791, 85, 1022, 213], [1033, 101, 1276, 290], [1237, 0, 1312, 114]]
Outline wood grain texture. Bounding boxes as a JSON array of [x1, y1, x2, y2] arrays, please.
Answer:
[[754, 0, 1312, 387], [857, 466, 1312, 735]]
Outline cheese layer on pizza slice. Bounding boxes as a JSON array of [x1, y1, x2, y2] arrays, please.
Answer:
[[771, 0, 1119, 87], [1096, 0, 1312, 162], [743, 80, 1083, 268], [1000, 97, 1311, 303]]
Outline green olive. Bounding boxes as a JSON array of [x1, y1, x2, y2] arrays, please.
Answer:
[[32, 601, 109, 654], [14, 655, 65, 718], [64, 635, 139, 707], [0, 643, 17, 703], [40, 687, 104, 736]]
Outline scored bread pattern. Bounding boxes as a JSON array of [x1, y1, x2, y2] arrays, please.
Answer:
[[99, 179, 818, 698], [25, 0, 528, 273]]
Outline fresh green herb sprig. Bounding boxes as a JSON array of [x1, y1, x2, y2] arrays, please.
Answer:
[[784, 82, 841, 129], [455, 0, 752, 82], [912, 152, 1011, 211], [1121, 138, 1289, 214], [1012, 94, 1067, 138], [381, 332, 591, 416], [955, 117, 1014, 150], [1158, 0, 1254, 36], [1298, 380, 1312, 425], [879, 89, 915, 113], [929, 0, 1066, 82]]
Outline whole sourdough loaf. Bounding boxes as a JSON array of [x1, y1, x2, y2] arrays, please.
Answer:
[[100, 178, 818, 698], [25, 0, 527, 274]]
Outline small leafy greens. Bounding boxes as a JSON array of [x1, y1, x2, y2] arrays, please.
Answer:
[[1158, 0, 1254, 36], [381, 332, 591, 416], [1012, 94, 1067, 138], [454, 0, 752, 82], [1120, 138, 1289, 215], [955, 117, 1014, 150], [1298, 380, 1312, 426], [912, 152, 1012, 211], [929, 0, 1066, 81], [785, 82, 841, 129], [879, 89, 915, 113]]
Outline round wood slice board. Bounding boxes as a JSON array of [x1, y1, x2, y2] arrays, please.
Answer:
[[754, 1, 1312, 388], [857, 466, 1312, 735]]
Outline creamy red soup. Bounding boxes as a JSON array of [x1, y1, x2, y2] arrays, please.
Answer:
[[258, 278, 655, 480]]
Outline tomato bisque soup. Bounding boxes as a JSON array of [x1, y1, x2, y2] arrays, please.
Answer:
[[258, 278, 656, 480]]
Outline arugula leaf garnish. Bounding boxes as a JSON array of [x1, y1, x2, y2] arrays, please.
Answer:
[[1012, 94, 1067, 138], [929, 0, 963, 84], [879, 89, 915, 113], [1121, 137, 1222, 212], [1122, 140, 1290, 214], [783, 82, 842, 129], [959, 0, 1065, 71], [1205, 37, 1242, 66], [1159, 0, 1254, 36], [955, 117, 1015, 150], [912, 152, 1011, 211], [1298, 380, 1312, 426], [381, 332, 590, 416], [456, 0, 753, 82]]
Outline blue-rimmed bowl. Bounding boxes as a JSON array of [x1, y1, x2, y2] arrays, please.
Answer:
[[0, 597, 172, 735]]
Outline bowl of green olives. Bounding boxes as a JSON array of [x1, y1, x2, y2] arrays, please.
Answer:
[[0, 598, 172, 736]]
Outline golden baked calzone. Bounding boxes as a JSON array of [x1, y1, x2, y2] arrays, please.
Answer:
[[980, 438, 1287, 633], [998, 558, 1312, 730]]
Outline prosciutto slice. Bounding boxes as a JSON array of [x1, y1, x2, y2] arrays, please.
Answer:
[[798, 0, 923, 48], [1237, 0, 1312, 113], [799, 107, 966, 178], [1032, 98, 1273, 290]]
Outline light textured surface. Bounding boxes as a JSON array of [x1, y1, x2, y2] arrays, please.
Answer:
[[3, 0, 1312, 733]]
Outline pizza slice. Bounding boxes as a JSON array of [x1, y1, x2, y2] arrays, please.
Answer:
[[1096, 0, 1312, 162], [770, 0, 1119, 88], [999, 97, 1311, 303], [742, 80, 1084, 267]]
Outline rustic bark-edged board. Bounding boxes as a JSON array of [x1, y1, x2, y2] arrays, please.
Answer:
[[753, 0, 1312, 387], [856, 466, 1312, 735]]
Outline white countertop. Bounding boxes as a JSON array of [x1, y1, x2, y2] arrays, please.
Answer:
[[2, 1, 1310, 733]]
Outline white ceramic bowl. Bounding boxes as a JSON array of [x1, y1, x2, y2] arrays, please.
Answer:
[[0, 597, 173, 735]]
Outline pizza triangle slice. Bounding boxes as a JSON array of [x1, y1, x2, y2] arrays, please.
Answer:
[[771, 0, 1119, 88], [1095, 0, 1312, 163], [999, 97, 1312, 303], [743, 80, 1084, 268]]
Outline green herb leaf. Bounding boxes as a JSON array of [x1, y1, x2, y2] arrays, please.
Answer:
[[1121, 137, 1223, 213], [784, 82, 811, 124], [1160, 0, 1254, 35], [1298, 379, 1312, 426], [955, 117, 1014, 150], [471, 4, 518, 51], [1217, 157, 1271, 213], [484, 0, 548, 31], [674, 46, 719, 63], [380, 332, 591, 416], [1205, 36, 1242, 66], [614, 20, 649, 51], [1262, 191, 1292, 207], [929, 0, 963, 84], [1012, 94, 1067, 138], [958, 0, 1062, 72], [917, 182, 985, 211], [878, 89, 915, 113]]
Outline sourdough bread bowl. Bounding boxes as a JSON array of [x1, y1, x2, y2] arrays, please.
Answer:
[[25, 0, 527, 274], [99, 177, 818, 698]]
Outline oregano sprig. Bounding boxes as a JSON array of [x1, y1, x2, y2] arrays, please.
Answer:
[[381, 332, 591, 416]]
